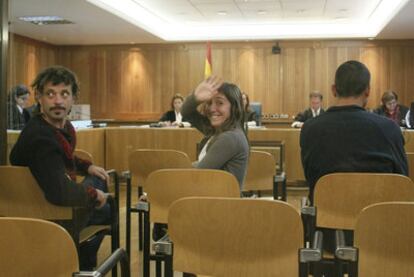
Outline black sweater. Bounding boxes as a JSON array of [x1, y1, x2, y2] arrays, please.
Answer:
[[300, 105, 408, 202], [10, 115, 96, 207]]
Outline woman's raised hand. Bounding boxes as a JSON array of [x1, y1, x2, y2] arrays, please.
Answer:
[[194, 76, 223, 103]]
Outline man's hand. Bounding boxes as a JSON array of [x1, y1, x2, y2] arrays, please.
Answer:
[[88, 165, 109, 182], [95, 189, 108, 209], [194, 75, 223, 103]]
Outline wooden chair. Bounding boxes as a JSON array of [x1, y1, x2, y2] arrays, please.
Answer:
[[243, 150, 278, 199], [125, 149, 192, 257], [249, 140, 287, 200], [301, 173, 414, 276], [168, 197, 311, 276], [140, 169, 241, 277], [352, 202, 414, 276], [0, 166, 120, 273], [0, 217, 129, 277], [406, 152, 414, 182], [74, 148, 94, 162]]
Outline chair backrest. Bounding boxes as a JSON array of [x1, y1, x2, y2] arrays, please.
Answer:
[[406, 152, 414, 182], [354, 202, 414, 276], [0, 166, 72, 220], [243, 150, 275, 191], [74, 148, 94, 162], [146, 169, 240, 223], [169, 197, 303, 276], [314, 173, 414, 230], [0, 217, 79, 276], [128, 149, 192, 187]]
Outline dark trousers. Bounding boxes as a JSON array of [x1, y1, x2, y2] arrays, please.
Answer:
[[79, 175, 112, 271]]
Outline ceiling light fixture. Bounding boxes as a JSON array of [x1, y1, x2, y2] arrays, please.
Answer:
[[86, 0, 411, 41], [217, 11, 227, 16], [18, 15, 74, 25], [257, 10, 267, 15]]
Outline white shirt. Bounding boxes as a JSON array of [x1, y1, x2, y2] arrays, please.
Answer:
[[406, 111, 411, 128], [198, 137, 213, 161], [175, 111, 182, 123], [16, 104, 23, 114], [312, 108, 321, 117]]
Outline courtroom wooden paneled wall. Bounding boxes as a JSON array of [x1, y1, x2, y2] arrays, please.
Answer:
[[8, 34, 58, 104], [9, 34, 414, 120]]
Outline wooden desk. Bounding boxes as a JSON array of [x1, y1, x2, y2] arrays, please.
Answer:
[[76, 128, 105, 167], [403, 129, 414, 152], [9, 127, 414, 183], [104, 127, 305, 182], [105, 127, 203, 172]]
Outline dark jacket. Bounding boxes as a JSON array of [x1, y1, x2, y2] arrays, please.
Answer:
[[10, 115, 97, 207], [373, 104, 409, 127], [7, 103, 31, 130], [159, 110, 189, 122], [300, 105, 408, 203], [295, 108, 325, 123]]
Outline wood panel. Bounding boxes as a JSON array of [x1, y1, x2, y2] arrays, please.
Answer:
[[8, 34, 58, 105], [105, 127, 203, 172], [9, 35, 414, 122], [76, 128, 105, 167], [9, 127, 413, 182], [104, 127, 305, 181]]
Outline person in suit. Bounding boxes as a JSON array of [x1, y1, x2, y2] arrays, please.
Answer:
[[159, 94, 190, 127], [291, 91, 324, 128], [242, 92, 257, 126], [373, 90, 409, 127], [7, 84, 31, 130]]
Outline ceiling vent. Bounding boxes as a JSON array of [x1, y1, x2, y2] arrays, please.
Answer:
[[18, 16, 74, 25]]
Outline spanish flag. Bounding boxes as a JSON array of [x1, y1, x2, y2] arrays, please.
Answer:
[[204, 41, 212, 78]]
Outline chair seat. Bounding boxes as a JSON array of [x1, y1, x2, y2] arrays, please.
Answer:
[[79, 225, 111, 244]]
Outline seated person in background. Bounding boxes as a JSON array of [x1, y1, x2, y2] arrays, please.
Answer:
[[300, 60, 408, 258], [291, 91, 324, 128], [242, 92, 257, 127], [7, 84, 31, 130], [182, 76, 249, 189], [10, 66, 111, 271], [159, 94, 190, 127], [373, 90, 408, 126]]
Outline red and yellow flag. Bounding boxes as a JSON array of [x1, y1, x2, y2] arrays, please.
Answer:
[[204, 41, 212, 78]]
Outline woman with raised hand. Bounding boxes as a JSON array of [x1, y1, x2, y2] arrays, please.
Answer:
[[182, 76, 249, 189]]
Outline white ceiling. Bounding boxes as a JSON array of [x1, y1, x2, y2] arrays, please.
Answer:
[[9, 0, 414, 45]]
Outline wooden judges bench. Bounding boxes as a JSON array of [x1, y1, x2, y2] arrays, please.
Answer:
[[7, 127, 414, 183]]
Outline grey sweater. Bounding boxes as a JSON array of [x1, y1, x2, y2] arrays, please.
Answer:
[[182, 94, 249, 188]]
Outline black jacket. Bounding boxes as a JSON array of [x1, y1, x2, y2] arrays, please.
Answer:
[[300, 105, 408, 203], [295, 108, 325, 123]]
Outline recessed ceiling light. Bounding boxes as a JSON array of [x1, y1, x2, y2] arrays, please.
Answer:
[[257, 10, 267, 15], [18, 15, 74, 25], [86, 0, 410, 41], [334, 17, 347, 21], [217, 11, 227, 16]]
